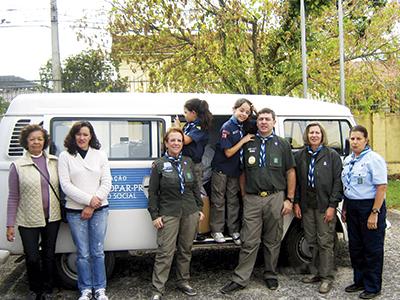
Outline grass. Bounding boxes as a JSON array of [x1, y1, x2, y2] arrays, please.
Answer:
[[387, 179, 400, 210]]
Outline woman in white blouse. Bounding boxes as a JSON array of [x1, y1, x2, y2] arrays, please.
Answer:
[[58, 121, 111, 300]]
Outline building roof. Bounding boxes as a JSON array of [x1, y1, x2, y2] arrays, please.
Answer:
[[0, 76, 37, 89]]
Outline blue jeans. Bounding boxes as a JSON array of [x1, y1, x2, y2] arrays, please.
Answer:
[[67, 208, 109, 292]]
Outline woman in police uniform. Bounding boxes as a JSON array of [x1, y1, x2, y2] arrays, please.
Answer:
[[294, 122, 342, 294], [341, 125, 387, 300], [148, 127, 204, 300]]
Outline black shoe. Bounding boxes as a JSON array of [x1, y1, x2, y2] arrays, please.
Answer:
[[345, 283, 364, 293], [265, 279, 279, 290], [220, 281, 244, 294], [195, 233, 207, 241], [359, 291, 381, 299], [177, 284, 197, 296]]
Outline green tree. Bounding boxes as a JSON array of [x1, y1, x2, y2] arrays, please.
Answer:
[[108, 0, 399, 111], [40, 49, 128, 92], [0, 96, 10, 115]]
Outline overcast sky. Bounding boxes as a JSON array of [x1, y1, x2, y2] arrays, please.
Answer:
[[0, 0, 110, 81]]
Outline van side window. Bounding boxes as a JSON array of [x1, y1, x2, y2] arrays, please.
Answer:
[[51, 119, 164, 160], [283, 119, 351, 155]]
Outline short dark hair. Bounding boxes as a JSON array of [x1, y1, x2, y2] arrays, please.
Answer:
[[256, 107, 276, 120], [350, 125, 368, 139], [64, 121, 101, 155], [302, 122, 328, 146], [19, 124, 50, 151]]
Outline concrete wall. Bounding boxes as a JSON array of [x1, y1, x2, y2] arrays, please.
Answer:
[[355, 113, 400, 175]]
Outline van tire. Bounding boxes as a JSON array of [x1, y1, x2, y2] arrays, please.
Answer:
[[55, 252, 116, 290], [282, 221, 312, 268]]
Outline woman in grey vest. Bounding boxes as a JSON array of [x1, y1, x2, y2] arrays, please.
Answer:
[[6, 124, 61, 300], [294, 122, 342, 294]]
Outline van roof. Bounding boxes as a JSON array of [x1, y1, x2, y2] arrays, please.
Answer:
[[6, 93, 352, 117]]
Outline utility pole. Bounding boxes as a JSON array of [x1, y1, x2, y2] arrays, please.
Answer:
[[338, 0, 345, 105], [50, 0, 62, 92], [300, 0, 308, 99]]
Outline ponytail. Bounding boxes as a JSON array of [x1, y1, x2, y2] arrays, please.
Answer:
[[184, 98, 213, 131]]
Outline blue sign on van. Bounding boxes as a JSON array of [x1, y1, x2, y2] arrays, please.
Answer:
[[108, 168, 151, 210]]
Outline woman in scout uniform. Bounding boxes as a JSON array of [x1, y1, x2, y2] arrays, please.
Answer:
[[341, 125, 387, 300], [293, 122, 342, 294], [210, 98, 255, 245], [148, 127, 204, 300], [174, 98, 212, 194], [6, 124, 61, 300]]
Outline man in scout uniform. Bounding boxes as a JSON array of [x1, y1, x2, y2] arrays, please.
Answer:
[[220, 107, 296, 293]]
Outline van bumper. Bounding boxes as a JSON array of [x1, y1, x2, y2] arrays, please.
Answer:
[[0, 250, 10, 264]]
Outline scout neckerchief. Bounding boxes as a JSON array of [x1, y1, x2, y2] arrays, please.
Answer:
[[346, 146, 371, 186], [183, 119, 200, 135], [256, 132, 274, 167], [165, 152, 185, 194], [230, 116, 244, 163], [307, 145, 323, 188]]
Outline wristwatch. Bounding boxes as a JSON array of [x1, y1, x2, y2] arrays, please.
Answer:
[[286, 197, 294, 203], [371, 208, 380, 214]]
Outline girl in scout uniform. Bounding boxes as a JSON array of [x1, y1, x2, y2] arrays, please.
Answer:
[[148, 127, 204, 300], [210, 98, 255, 244], [174, 98, 212, 194], [341, 125, 387, 300]]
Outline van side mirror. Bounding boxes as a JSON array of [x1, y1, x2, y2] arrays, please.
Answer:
[[344, 138, 350, 156]]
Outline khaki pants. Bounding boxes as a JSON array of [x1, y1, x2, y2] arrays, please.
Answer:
[[232, 192, 284, 286], [152, 212, 199, 294], [210, 171, 240, 234], [302, 208, 336, 280]]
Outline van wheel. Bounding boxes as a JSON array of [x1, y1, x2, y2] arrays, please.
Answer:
[[55, 252, 116, 290], [282, 222, 312, 268]]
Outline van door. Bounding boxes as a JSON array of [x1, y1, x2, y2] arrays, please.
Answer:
[[44, 115, 170, 253]]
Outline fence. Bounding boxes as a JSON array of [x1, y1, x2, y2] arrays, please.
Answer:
[[355, 113, 400, 175]]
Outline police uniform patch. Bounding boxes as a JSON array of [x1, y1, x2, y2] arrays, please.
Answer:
[[248, 156, 256, 165]]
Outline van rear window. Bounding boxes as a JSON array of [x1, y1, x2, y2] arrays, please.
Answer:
[[283, 119, 351, 155], [51, 118, 163, 160]]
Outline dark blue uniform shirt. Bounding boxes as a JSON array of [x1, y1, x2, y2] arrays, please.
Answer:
[[211, 116, 244, 177], [182, 119, 209, 163]]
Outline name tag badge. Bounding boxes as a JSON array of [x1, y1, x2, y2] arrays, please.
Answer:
[[357, 177, 363, 184]]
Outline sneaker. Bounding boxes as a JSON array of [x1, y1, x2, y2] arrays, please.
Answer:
[[231, 232, 241, 245], [94, 289, 108, 300], [211, 232, 226, 243], [78, 289, 93, 300], [319, 280, 332, 294]]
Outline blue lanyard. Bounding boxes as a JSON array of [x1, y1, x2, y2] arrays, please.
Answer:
[[256, 132, 274, 167], [346, 146, 371, 186], [165, 152, 185, 194], [307, 145, 323, 188]]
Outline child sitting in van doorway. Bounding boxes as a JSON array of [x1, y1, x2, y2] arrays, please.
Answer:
[[210, 98, 255, 245], [174, 98, 213, 194]]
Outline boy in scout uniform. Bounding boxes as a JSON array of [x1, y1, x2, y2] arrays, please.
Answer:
[[220, 107, 296, 293]]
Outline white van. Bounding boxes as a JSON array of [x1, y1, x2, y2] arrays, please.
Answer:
[[0, 93, 355, 288]]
